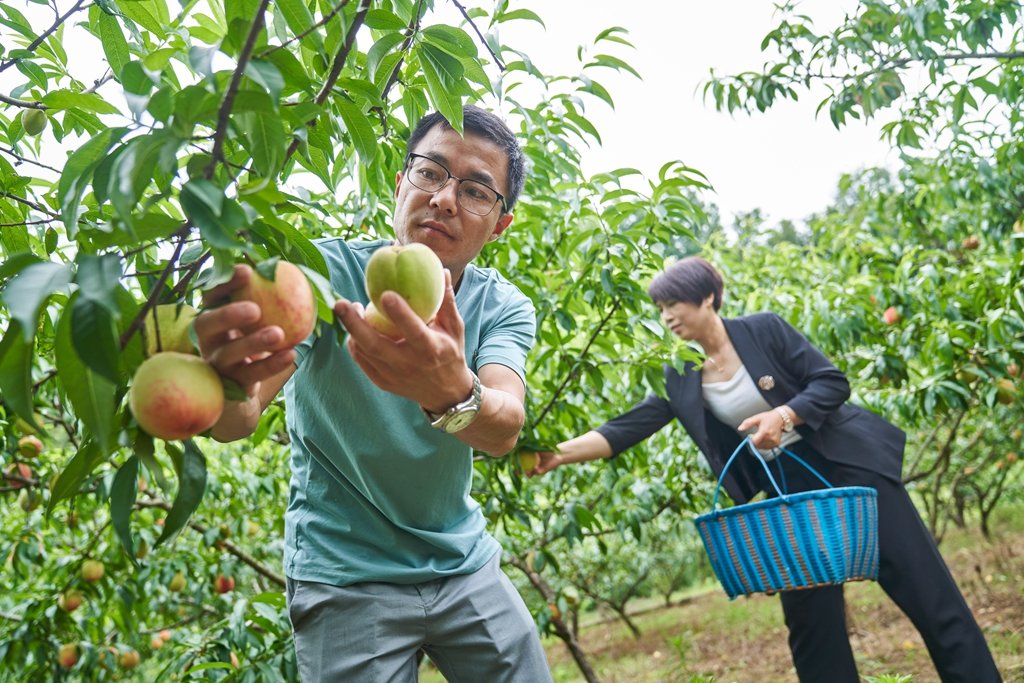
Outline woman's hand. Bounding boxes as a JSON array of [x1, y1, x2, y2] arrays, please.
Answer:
[[524, 451, 562, 477], [737, 409, 788, 450]]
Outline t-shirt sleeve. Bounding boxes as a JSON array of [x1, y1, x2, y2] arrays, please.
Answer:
[[474, 294, 536, 384]]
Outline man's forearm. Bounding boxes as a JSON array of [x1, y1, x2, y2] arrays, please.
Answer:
[[210, 397, 265, 443], [456, 386, 524, 457]]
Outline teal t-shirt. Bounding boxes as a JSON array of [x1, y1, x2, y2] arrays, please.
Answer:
[[283, 238, 536, 586]]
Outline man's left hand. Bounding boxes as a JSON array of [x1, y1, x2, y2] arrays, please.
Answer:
[[335, 270, 474, 410]]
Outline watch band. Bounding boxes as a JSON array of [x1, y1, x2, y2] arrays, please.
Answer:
[[775, 406, 794, 433]]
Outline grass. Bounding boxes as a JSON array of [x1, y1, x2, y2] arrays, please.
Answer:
[[421, 507, 1024, 682]]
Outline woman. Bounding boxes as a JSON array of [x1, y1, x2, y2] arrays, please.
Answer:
[[530, 256, 1000, 683]]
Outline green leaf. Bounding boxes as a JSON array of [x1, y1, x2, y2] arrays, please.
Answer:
[[367, 33, 406, 82], [0, 251, 41, 281], [237, 110, 286, 178], [47, 440, 106, 514], [495, 8, 545, 27], [364, 8, 407, 30], [245, 60, 284, 101], [156, 440, 208, 546], [0, 261, 72, 339], [335, 99, 378, 164], [0, 322, 39, 432], [55, 295, 117, 453], [58, 127, 126, 238], [133, 433, 172, 493], [110, 456, 141, 561], [274, 0, 323, 52], [70, 296, 121, 384], [117, 0, 170, 37], [585, 54, 641, 80], [96, 11, 131, 77], [418, 45, 466, 134], [338, 77, 385, 107], [180, 179, 245, 248], [422, 25, 477, 57], [75, 253, 123, 312], [265, 48, 313, 94]]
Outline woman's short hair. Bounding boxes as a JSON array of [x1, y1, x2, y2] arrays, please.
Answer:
[[647, 256, 724, 311]]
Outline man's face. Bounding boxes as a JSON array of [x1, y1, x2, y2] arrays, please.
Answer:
[[392, 126, 514, 281]]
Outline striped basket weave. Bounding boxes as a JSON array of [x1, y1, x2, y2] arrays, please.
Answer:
[[694, 438, 879, 599]]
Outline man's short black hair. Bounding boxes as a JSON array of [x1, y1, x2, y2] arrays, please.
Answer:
[[647, 256, 724, 311], [406, 105, 526, 212]]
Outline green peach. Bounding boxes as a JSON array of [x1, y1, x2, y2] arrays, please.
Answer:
[[364, 302, 403, 339], [143, 304, 198, 357], [21, 109, 47, 136], [364, 243, 444, 336]]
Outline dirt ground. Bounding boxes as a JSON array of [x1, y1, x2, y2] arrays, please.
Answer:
[[544, 525, 1024, 682]]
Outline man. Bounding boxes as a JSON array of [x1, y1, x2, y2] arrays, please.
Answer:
[[194, 105, 551, 682]]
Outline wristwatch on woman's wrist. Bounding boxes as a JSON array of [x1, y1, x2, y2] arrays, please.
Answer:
[[423, 371, 482, 433], [775, 406, 795, 432]]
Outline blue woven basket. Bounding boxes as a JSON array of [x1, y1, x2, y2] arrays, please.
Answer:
[[694, 438, 879, 599]]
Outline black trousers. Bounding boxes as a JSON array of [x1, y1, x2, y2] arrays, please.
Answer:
[[745, 442, 1002, 683]]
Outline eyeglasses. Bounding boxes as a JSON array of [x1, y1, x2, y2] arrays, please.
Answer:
[[404, 153, 507, 216]]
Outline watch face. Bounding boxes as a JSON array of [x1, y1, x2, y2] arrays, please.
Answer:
[[443, 409, 478, 433]]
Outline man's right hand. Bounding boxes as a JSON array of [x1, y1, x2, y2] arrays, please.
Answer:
[[193, 264, 297, 401]]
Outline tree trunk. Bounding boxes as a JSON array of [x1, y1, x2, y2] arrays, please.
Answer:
[[506, 555, 601, 683], [549, 616, 602, 683]]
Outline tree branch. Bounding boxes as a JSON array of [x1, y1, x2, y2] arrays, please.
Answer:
[[284, 0, 373, 162], [0, 192, 60, 218], [449, 0, 505, 71], [205, 0, 273, 178], [531, 298, 621, 428], [257, 0, 350, 58], [118, 228, 190, 349], [0, 92, 45, 108], [833, 50, 1024, 82], [0, 218, 57, 227], [0, 145, 62, 173], [369, 0, 424, 132], [138, 498, 285, 587], [0, 0, 90, 73], [380, 0, 423, 103]]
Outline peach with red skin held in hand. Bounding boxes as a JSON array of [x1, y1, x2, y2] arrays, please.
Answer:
[[231, 260, 316, 347]]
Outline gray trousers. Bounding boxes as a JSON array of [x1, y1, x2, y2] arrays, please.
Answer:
[[285, 552, 553, 682]]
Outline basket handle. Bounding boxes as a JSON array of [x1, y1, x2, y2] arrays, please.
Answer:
[[709, 436, 835, 511]]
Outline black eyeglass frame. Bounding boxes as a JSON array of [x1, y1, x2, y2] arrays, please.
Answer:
[[404, 153, 508, 216]]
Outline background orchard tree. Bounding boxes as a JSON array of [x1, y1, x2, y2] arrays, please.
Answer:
[[483, 1, 1023, 678]]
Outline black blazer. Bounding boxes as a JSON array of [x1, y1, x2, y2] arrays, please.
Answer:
[[596, 313, 906, 503]]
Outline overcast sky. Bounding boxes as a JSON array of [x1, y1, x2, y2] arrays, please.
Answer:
[[491, 1, 897, 225]]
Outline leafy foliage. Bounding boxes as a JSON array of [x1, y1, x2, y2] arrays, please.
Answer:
[[1, 1, 1022, 681]]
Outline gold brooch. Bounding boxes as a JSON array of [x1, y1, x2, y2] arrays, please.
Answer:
[[757, 375, 775, 391]]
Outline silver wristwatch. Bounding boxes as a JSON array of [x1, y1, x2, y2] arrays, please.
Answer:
[[424, 371, 482, 433]]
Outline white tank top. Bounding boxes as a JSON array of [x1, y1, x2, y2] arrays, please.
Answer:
[[702, 364, 803, 459]]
